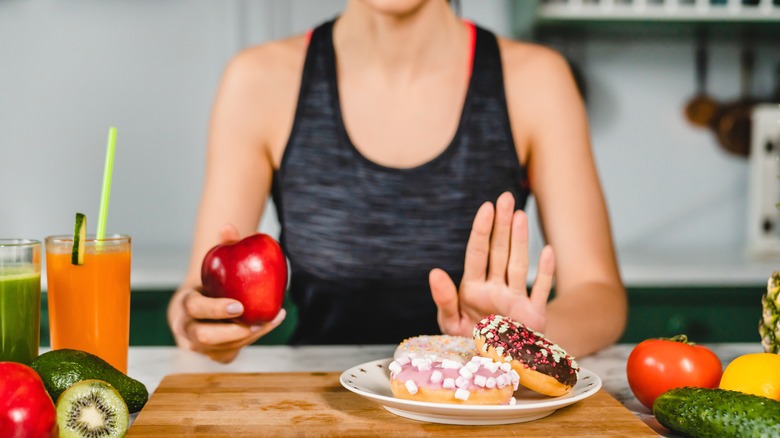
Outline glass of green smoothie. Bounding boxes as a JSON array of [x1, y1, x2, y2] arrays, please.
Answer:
[[0, 239, 41, 365]]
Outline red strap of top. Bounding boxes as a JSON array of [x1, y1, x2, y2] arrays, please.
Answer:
[[464, 20, 476, 79]]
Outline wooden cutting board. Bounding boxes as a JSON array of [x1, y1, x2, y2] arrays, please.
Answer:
[[128, 372, 657, 437]]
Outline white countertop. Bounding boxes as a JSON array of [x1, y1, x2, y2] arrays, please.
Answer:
[[127, 343, 762, 436], [616, 248, 780, 287]]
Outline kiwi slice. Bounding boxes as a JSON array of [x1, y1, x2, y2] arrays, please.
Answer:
[[56, 379, 129, 438], [72, 212, 86, 266]]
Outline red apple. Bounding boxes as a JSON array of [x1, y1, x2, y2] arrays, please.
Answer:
[[0, 362, 57, 438], [201, 233, 288, 325]]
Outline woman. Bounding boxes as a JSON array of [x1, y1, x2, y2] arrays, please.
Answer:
[[168, 0, 627, 363]]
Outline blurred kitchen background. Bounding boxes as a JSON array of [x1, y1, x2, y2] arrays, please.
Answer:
[[1, 0, 779, 345]]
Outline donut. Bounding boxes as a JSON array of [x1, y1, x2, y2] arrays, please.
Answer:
[[389, 354, 519, 405], [473, 314, 579, 397], [393, 335, 477, 364]]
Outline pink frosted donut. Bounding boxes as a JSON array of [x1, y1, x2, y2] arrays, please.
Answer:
[[474, 314, 579, 397], [393, 335, 477, 364], [388, 354, 519, 405]]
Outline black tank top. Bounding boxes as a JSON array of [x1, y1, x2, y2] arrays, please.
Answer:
[[271, 20, 529, 345]]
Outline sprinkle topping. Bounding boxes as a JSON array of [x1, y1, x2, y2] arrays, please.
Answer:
[[474, 314, 579, 387], [394, 335, 477, 364]]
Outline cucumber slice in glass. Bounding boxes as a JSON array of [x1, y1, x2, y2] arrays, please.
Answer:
[[72, 213, 86, 265]]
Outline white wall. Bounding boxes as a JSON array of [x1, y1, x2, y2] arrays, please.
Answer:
[[1, 0, 778, 273], [0, 0, 237, 255], [581, 34, 779, 254]]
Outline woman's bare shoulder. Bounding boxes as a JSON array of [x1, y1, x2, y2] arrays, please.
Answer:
[[498, 38, 583, 119], [496, 38, 586, 162], [497, 37, 577, 100], [212, 34, 308, 153], [221, 34, 308, 96]]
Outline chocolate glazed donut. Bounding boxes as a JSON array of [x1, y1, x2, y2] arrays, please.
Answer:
[[473, 314, 579, 397]]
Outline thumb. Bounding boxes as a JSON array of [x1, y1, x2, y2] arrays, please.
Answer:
[[218, 223, 241, 243], [429, 268, 460, 330]]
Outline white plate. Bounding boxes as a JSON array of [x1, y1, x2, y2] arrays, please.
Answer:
[[339, 358, 602, 425]]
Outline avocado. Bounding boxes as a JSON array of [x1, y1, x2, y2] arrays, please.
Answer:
[[30, 349, 148, 413]]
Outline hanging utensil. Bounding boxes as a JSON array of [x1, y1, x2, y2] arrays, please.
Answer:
[[684, 37, 718, 128], [709, 47, 755, 157]]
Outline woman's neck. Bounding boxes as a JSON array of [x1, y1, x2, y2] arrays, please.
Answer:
[[334, 0, 465, 84]]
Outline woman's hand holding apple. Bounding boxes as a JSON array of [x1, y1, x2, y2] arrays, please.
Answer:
[[168, 225, 287, 364]]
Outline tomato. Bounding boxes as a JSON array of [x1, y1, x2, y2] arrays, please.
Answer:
[[626, 334, 723, 410]]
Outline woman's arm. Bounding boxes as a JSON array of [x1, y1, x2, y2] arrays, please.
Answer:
[[168, 39, 304, 363], [430, 42, 626, 358], [505, 42, 627, 356]]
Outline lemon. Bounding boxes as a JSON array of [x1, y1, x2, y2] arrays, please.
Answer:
[[719, 352, 780, 401]]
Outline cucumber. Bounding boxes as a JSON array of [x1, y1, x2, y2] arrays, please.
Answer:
[[653, 387, 780, 438], [72, 212, 86, 265]]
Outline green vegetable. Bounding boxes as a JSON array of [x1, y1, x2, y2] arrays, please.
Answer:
[[653, 387, 780, 438], [71, 213, 86, 266], [30, 349, 148, 413]]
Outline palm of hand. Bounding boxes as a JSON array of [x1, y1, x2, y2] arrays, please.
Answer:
[[455, 279, 547, 335], [429, 192, 554, 338]]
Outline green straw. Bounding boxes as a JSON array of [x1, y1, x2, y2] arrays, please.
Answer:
[[96, 127, 117, 241]]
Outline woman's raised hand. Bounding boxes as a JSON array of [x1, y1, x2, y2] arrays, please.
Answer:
[[168, 224, 286, 364], [429, 192, 555, 337]]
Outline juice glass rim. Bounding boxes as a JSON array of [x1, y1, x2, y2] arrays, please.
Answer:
[[0, 239, 41, 247], [45, 234, 131, 245], [45, 235, 131, 254]]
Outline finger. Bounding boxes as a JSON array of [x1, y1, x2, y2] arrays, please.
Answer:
[[218, 223, 241, 243], [213, 308, 287, 348], [205, 350, 240, 364], [183, 290, 245, 320], [429, 268, 460, 328], [462, 202, 494, 283], [529, 245, 555, 309], [488, 192, 515, 283], [185, 319, 261, 347], [244, 308, 287, 342], [507, 210, 530, 292], [186, 308, 287, 351]]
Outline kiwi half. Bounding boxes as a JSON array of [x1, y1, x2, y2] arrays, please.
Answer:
[[56, 379, 129, 438]]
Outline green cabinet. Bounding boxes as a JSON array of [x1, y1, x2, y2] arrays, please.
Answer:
[[39, 285, 765, 346], [621, 286, 764, 344]]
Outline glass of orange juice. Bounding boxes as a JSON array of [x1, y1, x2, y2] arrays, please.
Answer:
[[45, 234, 131, 373]]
